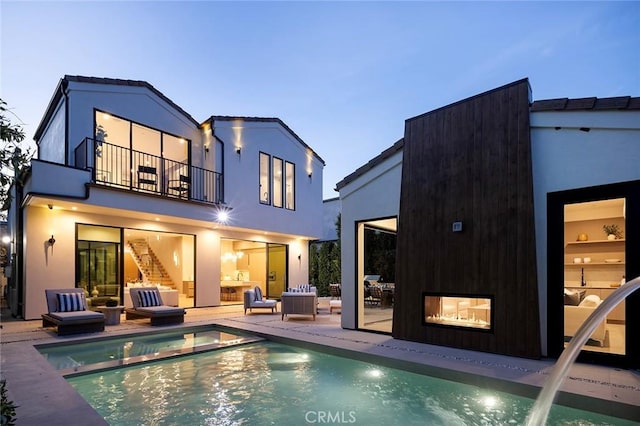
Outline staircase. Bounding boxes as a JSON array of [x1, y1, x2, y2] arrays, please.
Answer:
[[127, 239, 175, 289]]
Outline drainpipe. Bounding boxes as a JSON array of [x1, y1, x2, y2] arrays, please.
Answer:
[[14, 181, 24, 318]]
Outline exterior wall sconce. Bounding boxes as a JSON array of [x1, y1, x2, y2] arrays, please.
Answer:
[[48, 235, 56, 246], [298, 254, 301, 261], [308, 172, 312, 180], [236, 146, 242, 155]]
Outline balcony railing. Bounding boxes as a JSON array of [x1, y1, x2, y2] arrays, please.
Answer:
[[75, 138, 223, 204]]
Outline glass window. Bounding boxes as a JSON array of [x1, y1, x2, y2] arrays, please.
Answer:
[[93, 110, 190, 191], [259, 152, 270, 204], [76, 224, 121, 303], [285, 161, 295, 210], [273, 157, 283, 208]]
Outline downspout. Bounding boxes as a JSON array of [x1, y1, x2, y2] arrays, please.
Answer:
[[63, 81, 70, 166], [14, 180, 24, 318]]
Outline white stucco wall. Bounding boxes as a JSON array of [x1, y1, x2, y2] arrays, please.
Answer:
[[338, 149, 403, 329], [212, 119, 324, 240], [37, 97, 66, 163], [530, 109, 640, 355], [64, 80, 203, 167]]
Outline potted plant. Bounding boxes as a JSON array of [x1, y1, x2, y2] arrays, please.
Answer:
[[602, 224, 623, 240], [105, 298, 118, 307]]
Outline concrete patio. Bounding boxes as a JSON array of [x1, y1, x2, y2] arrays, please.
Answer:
[[1, 298, 638, 425]]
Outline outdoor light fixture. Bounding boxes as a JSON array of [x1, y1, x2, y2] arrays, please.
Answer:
[[48, 235, 56, 246], [236, 146, 241, 155], [217, 210, 229, 223], [308, 172, 312, 179], [298, 254, 301, 261]]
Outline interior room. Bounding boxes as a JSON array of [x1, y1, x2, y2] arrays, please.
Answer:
[[123, 229, 195, 309], [219, 239, 287, 305], [563, 198, 626, 355]]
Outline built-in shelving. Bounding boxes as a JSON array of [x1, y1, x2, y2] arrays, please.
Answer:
[[564, 262, 625, 266], [565, 239, 625, 246]]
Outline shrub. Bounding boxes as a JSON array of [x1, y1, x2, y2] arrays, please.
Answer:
[[1, 379, 17, 425]]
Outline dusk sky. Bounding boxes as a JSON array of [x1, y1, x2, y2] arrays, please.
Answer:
[[2, 1, 638, 199]]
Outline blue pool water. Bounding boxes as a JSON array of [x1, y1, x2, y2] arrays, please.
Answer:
[[62, 340, 632, 425]]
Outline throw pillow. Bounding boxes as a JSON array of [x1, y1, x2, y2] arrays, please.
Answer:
[[254, 286, 263, 301], [57, 292, 86, 312], [579, 294, 601, 308], [563, 289, 580, 306], [138, 289, 160, 307]]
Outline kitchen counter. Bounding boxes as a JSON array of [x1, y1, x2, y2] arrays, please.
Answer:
[[220, 280, 259, 301]]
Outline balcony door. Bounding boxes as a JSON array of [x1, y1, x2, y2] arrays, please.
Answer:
[[94, 109, 191, 192]]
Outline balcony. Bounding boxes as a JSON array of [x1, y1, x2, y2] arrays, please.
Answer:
[[74, 138, 223, 204]]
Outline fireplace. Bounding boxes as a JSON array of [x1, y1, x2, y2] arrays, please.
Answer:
[[423, 293, 493, 331]]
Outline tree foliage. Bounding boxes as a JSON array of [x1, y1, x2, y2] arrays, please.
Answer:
[[1, 99, 32, 219], [1, 379, 18, 425], [307, 213, 342, 296]]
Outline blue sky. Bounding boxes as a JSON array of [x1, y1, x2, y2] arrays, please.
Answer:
[[2, 1, 638, 199]]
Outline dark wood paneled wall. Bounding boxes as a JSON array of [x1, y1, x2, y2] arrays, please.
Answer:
[[393, 79, 541, 359]]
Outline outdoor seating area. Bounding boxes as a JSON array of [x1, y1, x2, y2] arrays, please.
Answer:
[[41, 288, 105, 336], [125, 287, 186, 326]]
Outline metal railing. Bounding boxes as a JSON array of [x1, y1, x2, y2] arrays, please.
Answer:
[[75, 138, 223, 204]]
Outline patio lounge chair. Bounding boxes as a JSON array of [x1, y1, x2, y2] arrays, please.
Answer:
[[42, 288, 105, 336], [125, 286, 186, 325], [244, 286, 278, 314]]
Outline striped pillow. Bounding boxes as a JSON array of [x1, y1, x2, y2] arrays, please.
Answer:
[[138, 289, 160, 307], [57, 293, 86, 312]]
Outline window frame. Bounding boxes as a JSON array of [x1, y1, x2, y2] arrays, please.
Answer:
[[285, 160, 295, 210], [259, 151, 271, 205], [272, 156, 284, 208]]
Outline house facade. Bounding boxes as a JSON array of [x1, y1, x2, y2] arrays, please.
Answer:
[[337, 79, 640, 367], [5, 75, 324, 320]]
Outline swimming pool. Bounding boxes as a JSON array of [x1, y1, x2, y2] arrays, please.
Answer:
[[58, 338, 632, 425]]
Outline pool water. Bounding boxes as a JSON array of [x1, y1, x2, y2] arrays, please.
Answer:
[[37, 326, 258, 373], [66, 341, 632, 425]]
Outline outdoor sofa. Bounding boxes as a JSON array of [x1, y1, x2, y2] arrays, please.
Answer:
[[281, 285, 318, 320]]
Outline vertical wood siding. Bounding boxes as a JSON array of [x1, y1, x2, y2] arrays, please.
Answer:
[[393, 80, 541, 358]]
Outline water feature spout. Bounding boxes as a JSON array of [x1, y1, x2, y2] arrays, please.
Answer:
[[525, 275, 640, 426]]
